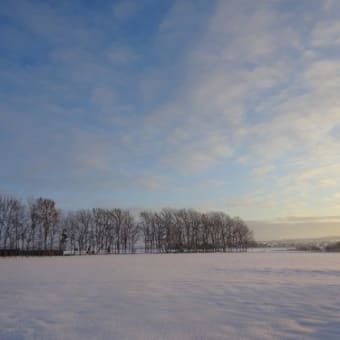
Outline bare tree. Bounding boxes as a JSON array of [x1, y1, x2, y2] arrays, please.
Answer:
[[30, 198, 58, 250], [1, 192, 254, 255], [0, 195, 25, 249]]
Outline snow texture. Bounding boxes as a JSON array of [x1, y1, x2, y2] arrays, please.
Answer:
[[1, 251, 340, 339]]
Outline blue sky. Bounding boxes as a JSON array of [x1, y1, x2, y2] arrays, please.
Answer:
[[1, 0, 340, 239]]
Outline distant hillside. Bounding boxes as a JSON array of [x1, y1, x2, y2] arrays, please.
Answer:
[[258, 236, 340, 251]]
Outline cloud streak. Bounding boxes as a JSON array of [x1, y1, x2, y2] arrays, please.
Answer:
[[1, 0, 340, 239]]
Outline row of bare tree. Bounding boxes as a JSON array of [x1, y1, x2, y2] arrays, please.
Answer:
[[140, 209, 253, 253], [0, 194, 254, 254], [0, 195, 139, 254]]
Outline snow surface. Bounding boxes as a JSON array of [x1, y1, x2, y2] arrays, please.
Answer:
[[1, 251, 340, 339]]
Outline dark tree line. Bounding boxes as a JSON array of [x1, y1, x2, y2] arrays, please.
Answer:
[[140, 208, 253, 253], [0, 194, 254, 255]]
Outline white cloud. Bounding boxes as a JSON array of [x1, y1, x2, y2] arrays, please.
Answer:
[[251, 165, 275, 178], [2, 0, 340, 228], [136, 175, 169, 191], [311, 21, 340, 47]]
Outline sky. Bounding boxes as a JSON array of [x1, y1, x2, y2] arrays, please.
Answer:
[[1, 0, 340, 240]]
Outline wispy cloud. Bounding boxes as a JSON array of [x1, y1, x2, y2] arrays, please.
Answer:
[[251, 166, 275, 178], [1, 0, 340, 239]]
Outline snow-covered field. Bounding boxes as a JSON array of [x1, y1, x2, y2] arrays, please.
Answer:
[[1, 252, 340, 339]]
